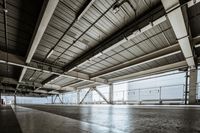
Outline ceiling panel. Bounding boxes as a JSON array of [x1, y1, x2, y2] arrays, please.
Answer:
[[99, 53, 185, 80], [0, 0, 43, 56]]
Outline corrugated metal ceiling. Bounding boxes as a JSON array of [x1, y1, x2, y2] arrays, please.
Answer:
[[1, 0, 196, 93], [33, 0, 161, 68], [0, 0, 43, 56]]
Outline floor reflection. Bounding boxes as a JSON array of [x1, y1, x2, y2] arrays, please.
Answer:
[[21, 105, 200, 133]]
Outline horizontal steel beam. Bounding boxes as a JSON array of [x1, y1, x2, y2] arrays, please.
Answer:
[[91, 43, 181, 78], [41, 74, 59, 85], [0, 76, 62, 90], [0, 84, 16, 91], [26, 0, 59, 63], [109, 61, 187, 82], [161, 0, 196, 69], [0, 50, 107, 84], [18, 0, 59, 88], [0, 84, 49, 96], [77, 82, 102, 89], [61, 79, 106, 89], [62, 80, 86, 87], [64, 3, 165, 72], [76, 0, 95, 20]]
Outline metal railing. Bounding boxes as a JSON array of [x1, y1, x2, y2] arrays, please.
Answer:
[[113, 84, 185, 104], [61, 83, 200, 104]]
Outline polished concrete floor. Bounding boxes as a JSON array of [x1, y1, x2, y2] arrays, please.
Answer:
[[1, 105, 200, 133], [14, 104, 200, 133], [13, 105, 123, 133], [0, 106, 22, 133]]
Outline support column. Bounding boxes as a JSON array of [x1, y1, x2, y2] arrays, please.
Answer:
[[109, 84, 113, 104], [62, 94, 64, 104], [51, 95, 54, 104], [0, 91, 1, 105], [14, 94, 16, 105], [185, 70, 189, 104], [77, 89, 80, 104], [189, 69, 198, 104]]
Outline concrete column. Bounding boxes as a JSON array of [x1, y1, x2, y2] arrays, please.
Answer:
[[51, 95, 54, 104], [77, 89, 80, 104], [14, 95, 16, 105], [185, 71, 189, 105], [189, 69, 198, 104], [109, 84, 113, 104], [62, 94, 64, 104], [0, 91, 1, 105]]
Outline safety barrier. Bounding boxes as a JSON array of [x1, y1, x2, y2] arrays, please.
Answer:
[[113, 84, 185, 104]]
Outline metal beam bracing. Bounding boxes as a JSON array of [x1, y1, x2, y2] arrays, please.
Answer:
[[79, 88, 92, 104], [93, 87, 109, 104], [63, 3, 166, 72], [17, 0, 59, 88], [91, 43, 181, 78], [0, 50, 107, 84], [161, 0, 196, 69], [58, 95, 63, 104], [109, 61, 187, 82], [53, 95, 58, 104]]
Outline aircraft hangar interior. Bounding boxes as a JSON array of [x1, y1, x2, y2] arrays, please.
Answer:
[[1, 0, 200, 132]]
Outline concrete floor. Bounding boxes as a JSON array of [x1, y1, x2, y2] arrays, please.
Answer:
[[0, 106, 22, 133], [1, 105, 200, 133], [11, 104, 200, 133]]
